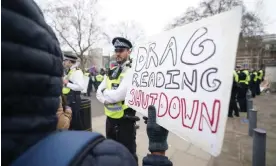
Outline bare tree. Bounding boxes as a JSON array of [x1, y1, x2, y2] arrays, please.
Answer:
[[167, 0, 264, 37], [43, 0, 100, 69], [102, 20, 145, 49]]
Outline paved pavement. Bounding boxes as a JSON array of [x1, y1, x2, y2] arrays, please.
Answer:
[[90, 92, 276, 166]]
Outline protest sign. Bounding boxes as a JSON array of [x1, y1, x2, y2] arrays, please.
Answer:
[[125, 7, 242, 156]]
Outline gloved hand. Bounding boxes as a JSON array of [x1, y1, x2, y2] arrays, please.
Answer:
[[143, 105, 169, 153]]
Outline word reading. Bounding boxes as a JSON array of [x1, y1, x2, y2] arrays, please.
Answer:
[[132, 68, 221, 92]]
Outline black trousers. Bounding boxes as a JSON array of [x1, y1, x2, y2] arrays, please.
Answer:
[[87, 83, 92, 96], [106, 116, 137, 163], [92, 81, 99, 91], [237, 83, 247, 112], [66, 91, 82, 130], [250, 82, 256, 98], [256, 80, 261, 95], [228, 88, 239, 117]]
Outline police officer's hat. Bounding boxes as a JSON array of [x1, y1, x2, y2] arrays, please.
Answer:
[[63, 53, 78, 62], [112, 37, 132, 49], [236, 65, 241, 69]]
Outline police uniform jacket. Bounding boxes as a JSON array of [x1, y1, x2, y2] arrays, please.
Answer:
[[96, 61, 131, 104], [65, 64, 84, 92]]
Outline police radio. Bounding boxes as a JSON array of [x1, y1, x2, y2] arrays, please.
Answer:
[[108, 66, 122, 80], [108, 59, 132, 80]]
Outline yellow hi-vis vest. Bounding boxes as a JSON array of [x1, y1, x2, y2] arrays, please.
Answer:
[[96, 74, 104, 82], [239, 70, 247, 84], [258, 70, 264, 80], [253, 71, 258, 82], [104, 72, 128, 119], [243, 70, 250, 85], [62, 68, 80, 95], [233, 70, 239, 82]]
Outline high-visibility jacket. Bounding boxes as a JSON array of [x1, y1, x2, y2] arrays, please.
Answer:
[[62, 68, 80, 95], [243, 70, 250, 85], [233, 70, 239, 83], [238, 70, 247, 84], [104, 69, 128, 119], [96, 74, 104, 82], [252, 71, 258, 82], [258, 70, 264, 80]]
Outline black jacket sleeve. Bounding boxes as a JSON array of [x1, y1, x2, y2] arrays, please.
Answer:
[[1, 0, 63, 165]]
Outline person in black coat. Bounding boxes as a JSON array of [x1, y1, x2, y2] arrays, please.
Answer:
[[1, 1, 172, 166], [228, 71, 239, 117]]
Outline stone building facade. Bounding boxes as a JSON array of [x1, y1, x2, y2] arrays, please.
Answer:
[[236, 34, 276, 69]]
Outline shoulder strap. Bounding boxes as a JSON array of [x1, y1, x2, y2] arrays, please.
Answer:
[[11, 131, 104, 166]]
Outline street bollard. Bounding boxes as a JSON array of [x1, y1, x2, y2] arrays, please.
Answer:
[[246, 98, 253, 119], [248, 108, 257, 137], [246, 90, 252, 100], [252, 128, 266, 166]]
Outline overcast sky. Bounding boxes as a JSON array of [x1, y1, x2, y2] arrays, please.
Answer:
[[97, 0, 276, 36], [36, 0, 276, 54]]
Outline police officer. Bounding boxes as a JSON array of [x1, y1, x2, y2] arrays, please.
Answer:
[[228, 70, 240, 117], [95, 69, 105, 90], [84, 71, 93, 97], [256, 67, 264, 95], [237, 67, 248, 112], [250, 69, 258, 98], [96, 37, 138, 162], [243, 68, 250, 90], [62, 54, 84, 130]]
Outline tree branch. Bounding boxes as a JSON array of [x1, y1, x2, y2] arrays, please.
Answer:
[[53, 21, 79, 56]]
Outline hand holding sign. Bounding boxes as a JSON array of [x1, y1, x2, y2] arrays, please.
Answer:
[[144, 105, 169, 153]]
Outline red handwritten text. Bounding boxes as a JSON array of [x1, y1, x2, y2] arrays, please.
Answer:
[[128, 89, 221, 134]]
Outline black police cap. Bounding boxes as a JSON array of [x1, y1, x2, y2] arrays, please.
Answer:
[[112, 37, 132, 49], [63, 53, 78, 61]]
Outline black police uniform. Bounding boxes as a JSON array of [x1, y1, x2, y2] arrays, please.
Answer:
[[249, 70, 257, 98], [86, 73, 93, 96], [228, 73, 239, 117], [237, 70, 247, 112]]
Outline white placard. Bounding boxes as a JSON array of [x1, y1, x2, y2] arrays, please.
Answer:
[[125, 7, 242, 156]]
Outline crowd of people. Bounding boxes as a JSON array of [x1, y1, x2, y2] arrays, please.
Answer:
[[84, 68, 106, 97], [228, 66, 264, 117]]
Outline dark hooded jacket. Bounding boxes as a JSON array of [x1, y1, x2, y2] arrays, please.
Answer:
[[1, 1, 172, 166]]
